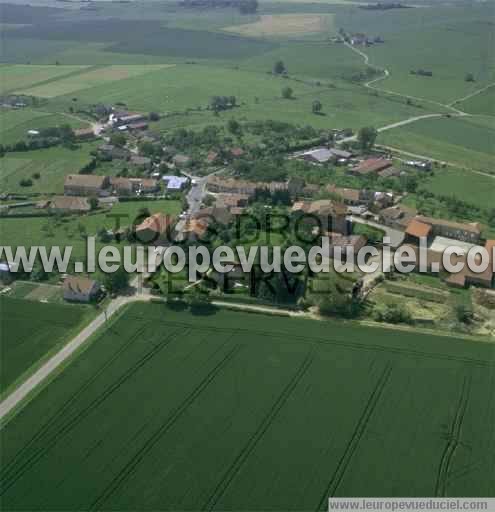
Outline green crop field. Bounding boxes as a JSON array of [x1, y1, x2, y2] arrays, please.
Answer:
[[0, 145, 97, 194], [419, 166, 495, 209], [1, 303, 494, 507], [0, 109, 87, 146], [378, 115, 495, 172], [0, 64, 89, 94], [16, 64, 174, 98], [333, 3, 495, 104], [457, 87, 495, 117], [0, 297, 90, 395]]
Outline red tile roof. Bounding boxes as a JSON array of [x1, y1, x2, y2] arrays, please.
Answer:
[[405, 219, 432, 239]]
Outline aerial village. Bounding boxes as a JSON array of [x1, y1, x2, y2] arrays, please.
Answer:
[[0, 105, 493, 334]]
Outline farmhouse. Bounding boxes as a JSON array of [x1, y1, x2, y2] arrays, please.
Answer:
[[110, 112, 147, 126], [74, 127, 95, 141], [378, 166, 401, 178], [110, 177, 159, 196], [176, 218, 210, 242], [97, 144, 129, 160], [298, 148, 335, 165], [349, 158, 392, 176], [64, 175, 109, 197], [130, 156, 152, 169], [291, 199, 349, 234], [137, 178, 160, 194], [327, 185, 370, 206], [404, 241, 494, 289], [206, 151, 219, 165], [330, 148, 353, 160], [230, 147, 244, 158], [379, 205, 417, 230], [216, 193, 249, 209], [135, 213, 175, 244], [128, 122, 148, 131], [172, 154, 191, 167], [405, 219, 433, 242], [49, 196, 91, 213], [406, 216, 481, 244], [109, 177, 134, 195], [63, 275, 101, 303], [325, 233, 368, 261], [206, 176, 288, 197], [194, 206, 232, 226]]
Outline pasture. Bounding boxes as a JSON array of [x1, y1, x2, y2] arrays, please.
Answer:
[[0, 109, 87, 146], [0, 145, 97, 194], [0, 64, 88, 95], [0, 198, 181, 261], [223, 14, 334, 38], [0, 303, 494, 508], [420, 166, 495, 210], [16, 64, 174, 98], [0, 297, 90, 395], [378, 115, 495, 172], [457, 87, 495, 117], [334, 3, 495, 104]]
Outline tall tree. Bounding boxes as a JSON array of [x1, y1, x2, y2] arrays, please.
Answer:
[[281, 86, 293, 99], [312, 99, 322, 114], [357, 126, 378, 151], [239, 0, 258, 14], [273, 60, 286, 75]]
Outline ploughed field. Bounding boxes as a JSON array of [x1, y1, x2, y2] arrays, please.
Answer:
[[1, 303, 494, 508]]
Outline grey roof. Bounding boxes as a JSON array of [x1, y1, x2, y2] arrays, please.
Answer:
[[330, 148, 352, 159], [303, 148, 334, 163]]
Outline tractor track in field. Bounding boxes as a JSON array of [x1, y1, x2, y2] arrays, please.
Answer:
[[0, 322, 150, 476], [89, 340, 243, 511], [316, 363, 392, 509], [435, 375, 471, 497], [0, 327, 183, 494], [127, 316, 495, 369], [202, 349, 315, 511]]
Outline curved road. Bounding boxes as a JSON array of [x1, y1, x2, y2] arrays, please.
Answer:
[[341, 41, 495, 145]]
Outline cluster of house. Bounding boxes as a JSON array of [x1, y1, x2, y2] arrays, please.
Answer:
[[330, 33, 384, 46], [379, 205, 494, 289], [349, 33, 385, 46], [106, 111, 149, 133], [294, 148, 414, 179]]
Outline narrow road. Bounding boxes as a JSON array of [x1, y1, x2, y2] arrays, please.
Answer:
[[339, 41, 495, 168], [449, 82, 495, 107], [376, 143, 495, 179], [344, 42, 466, 116], [0, 290, 149, 423], [338, 113, 447, 144], [347, 215, 405, 248]]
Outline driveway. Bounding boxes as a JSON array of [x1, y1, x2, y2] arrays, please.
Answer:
[[348, 215, 405, 248]]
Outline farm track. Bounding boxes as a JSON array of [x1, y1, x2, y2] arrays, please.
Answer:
[[202, 349, 315, 511], [343, 42, 466, 116], [0, 327, 183, 494], [89, 340, 243, 510], [0, 322, 150, 477], [342, 41, 495, 141], [435, 375, 471, 497], [127, 316, 495, 369], [316, 363, 392, 509]]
